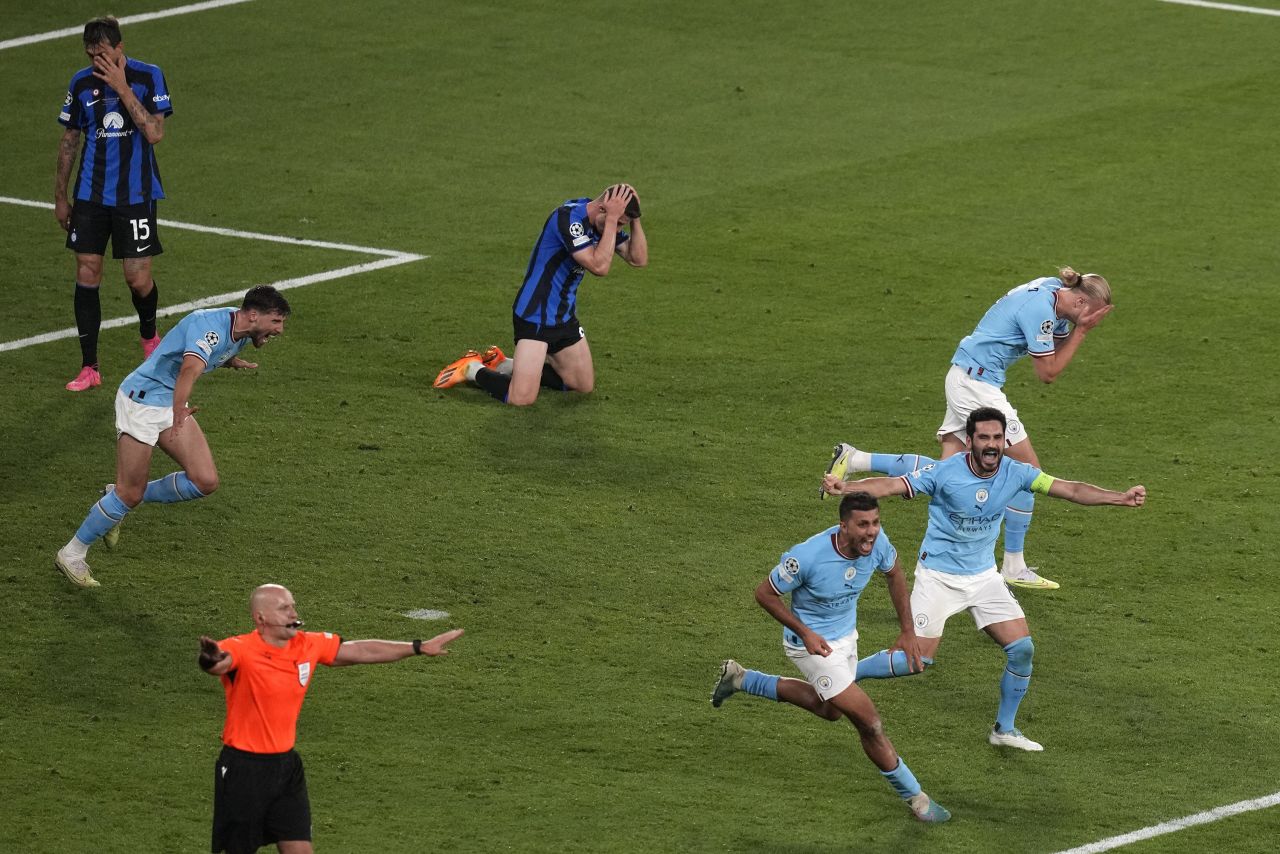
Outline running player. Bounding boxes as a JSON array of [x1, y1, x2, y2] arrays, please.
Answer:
[[710, 493, 949, 823], [823, 407, 1145, 751], [54, 286, 291, 588]]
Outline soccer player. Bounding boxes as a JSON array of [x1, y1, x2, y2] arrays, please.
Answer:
[[433, 183, 648, 405], [823, 407, 1146, 751], [825, 267, 1113, 589], [711, 493, 950, 823], [54, 286, 291, 588], [199, 584, 464, 854], [55, 16, 173, 391]]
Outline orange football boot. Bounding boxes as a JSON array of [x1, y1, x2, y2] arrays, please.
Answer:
[[433, 350, 483, 388]]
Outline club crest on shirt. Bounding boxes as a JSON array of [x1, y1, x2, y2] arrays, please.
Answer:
[[297, 662, 311, 686], [975, 488, 989, 504], [844, 566, 856, 581]]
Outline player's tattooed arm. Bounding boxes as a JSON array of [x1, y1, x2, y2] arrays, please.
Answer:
[[54, 128, 81, 231], [94, 53, 165, 144]]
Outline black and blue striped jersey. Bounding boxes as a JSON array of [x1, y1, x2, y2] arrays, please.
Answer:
[[58, 57, 172, 206], [512, 198, 629, 326]]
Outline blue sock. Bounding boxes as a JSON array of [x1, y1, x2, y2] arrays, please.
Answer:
[[881, 758, 921, 799], [741, 669, 780, 701], [143, 472, 206, 504], [1003, 490, 1035, 554], [870, 453, 937, 477], [996, 636, 1034, 732], [74, 489, 131, 545], [855, 649, 934, 680]]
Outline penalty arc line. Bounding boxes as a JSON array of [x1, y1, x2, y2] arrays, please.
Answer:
[[0, 196, 427, 354], [0, 0, 257, 52], [1051, 790, 1280, 854]]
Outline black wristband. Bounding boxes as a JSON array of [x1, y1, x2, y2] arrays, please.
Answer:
[[412, 639, 422, 655]]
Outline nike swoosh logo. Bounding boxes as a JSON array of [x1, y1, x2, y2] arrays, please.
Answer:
[[135, 244, 150, 252], [86, 98, 102, 106]]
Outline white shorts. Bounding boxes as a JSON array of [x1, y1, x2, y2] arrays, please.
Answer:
[[910, 564, 1025, 638], [936, 364, 1030, 446], [115, 389, 173, 446], [784, 630, 858, 701]]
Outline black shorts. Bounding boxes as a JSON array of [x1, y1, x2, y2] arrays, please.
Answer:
[[66, 199, 163, 259], [512, 313, 585, 355], [212, 746, 311, 854]]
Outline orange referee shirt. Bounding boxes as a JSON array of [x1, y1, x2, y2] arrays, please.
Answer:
[[216, 630, 342, 753]]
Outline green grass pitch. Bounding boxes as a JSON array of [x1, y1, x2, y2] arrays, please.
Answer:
[[2, 1, 1279, 851]]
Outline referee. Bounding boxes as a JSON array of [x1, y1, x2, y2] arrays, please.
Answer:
[[199, 584, 463, 854]]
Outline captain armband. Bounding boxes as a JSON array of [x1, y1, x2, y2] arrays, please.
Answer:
[[1029, 473, 1056, 495]]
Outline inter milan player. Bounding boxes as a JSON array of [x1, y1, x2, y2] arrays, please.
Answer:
[[823, 408, 1145, 751], [710, 493, 950, 823], [54, 286, 290, 589], [433, 183, 648, 405], [55, 16, 173, 391], [825, 267, 1113, 590], [199, 584, 464, 854]]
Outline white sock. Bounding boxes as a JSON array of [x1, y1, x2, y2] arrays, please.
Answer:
[[848, 447, 873, 471], [64, 536, 90, 559], [1002, 551, 1028, 576], [496, 359, 514, 376], [464, 360, 484, 382]]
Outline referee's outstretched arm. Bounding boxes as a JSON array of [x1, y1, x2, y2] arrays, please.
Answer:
[[332, 629, 465, 666]]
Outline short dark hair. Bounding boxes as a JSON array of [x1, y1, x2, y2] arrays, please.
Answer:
[[966, 406, 1007, 438], [83, 17, 122, 47], [241, 285, 291, 316], [625, 196, 641, 219], [839, 491, 879, 519]]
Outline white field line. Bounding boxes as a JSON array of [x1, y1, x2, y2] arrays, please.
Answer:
[[1052, 791, 1280, 854], [0, 0, 256, 52], [0, 196, 427, 354], [1158, 0, 1280, 16]]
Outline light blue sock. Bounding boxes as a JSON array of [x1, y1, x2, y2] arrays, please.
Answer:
[[870, 453, 937, 477], [855, 649, 934, 680], [143, 472, 206, 504], [996, 636, 1034, 732], [1003, 490, 1035, 554], [741, 669, 780, 701], [74, 489, 130, 545], [881, 758, 922, 799]]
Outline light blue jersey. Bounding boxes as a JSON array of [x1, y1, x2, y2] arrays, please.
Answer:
[[902, 454, 1043, 575], [119, 308, 248, 406], [769, 525, 897, 646], [951, 277, 1071, 387]]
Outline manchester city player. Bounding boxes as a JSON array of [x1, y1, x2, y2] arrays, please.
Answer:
[[711, 493, 950, 823], [54, 286, 291, 588], [55, 17, 174, 391], [433, 183, 648, 405], [823, 407, 1145, 751], [826, 267, 1113, 590]]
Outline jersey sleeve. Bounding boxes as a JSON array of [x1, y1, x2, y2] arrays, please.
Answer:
[[769, 552, 805, 594], [557, 207, 594, 253], [1019, 304, 1058, 357], [874, 531, 898, 573], [149, 67, 173, 117], [58, 83, 82, 128], [182, 318, 224, 364], [310, 631, 343, 666], [901, 463, 939, 499], [217, 636, 243, 672], [1012, 459, 1044, 491]]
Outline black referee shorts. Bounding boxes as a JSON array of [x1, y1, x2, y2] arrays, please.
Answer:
[[212, 745, 311, 854], [512, 313, 585, 355]]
